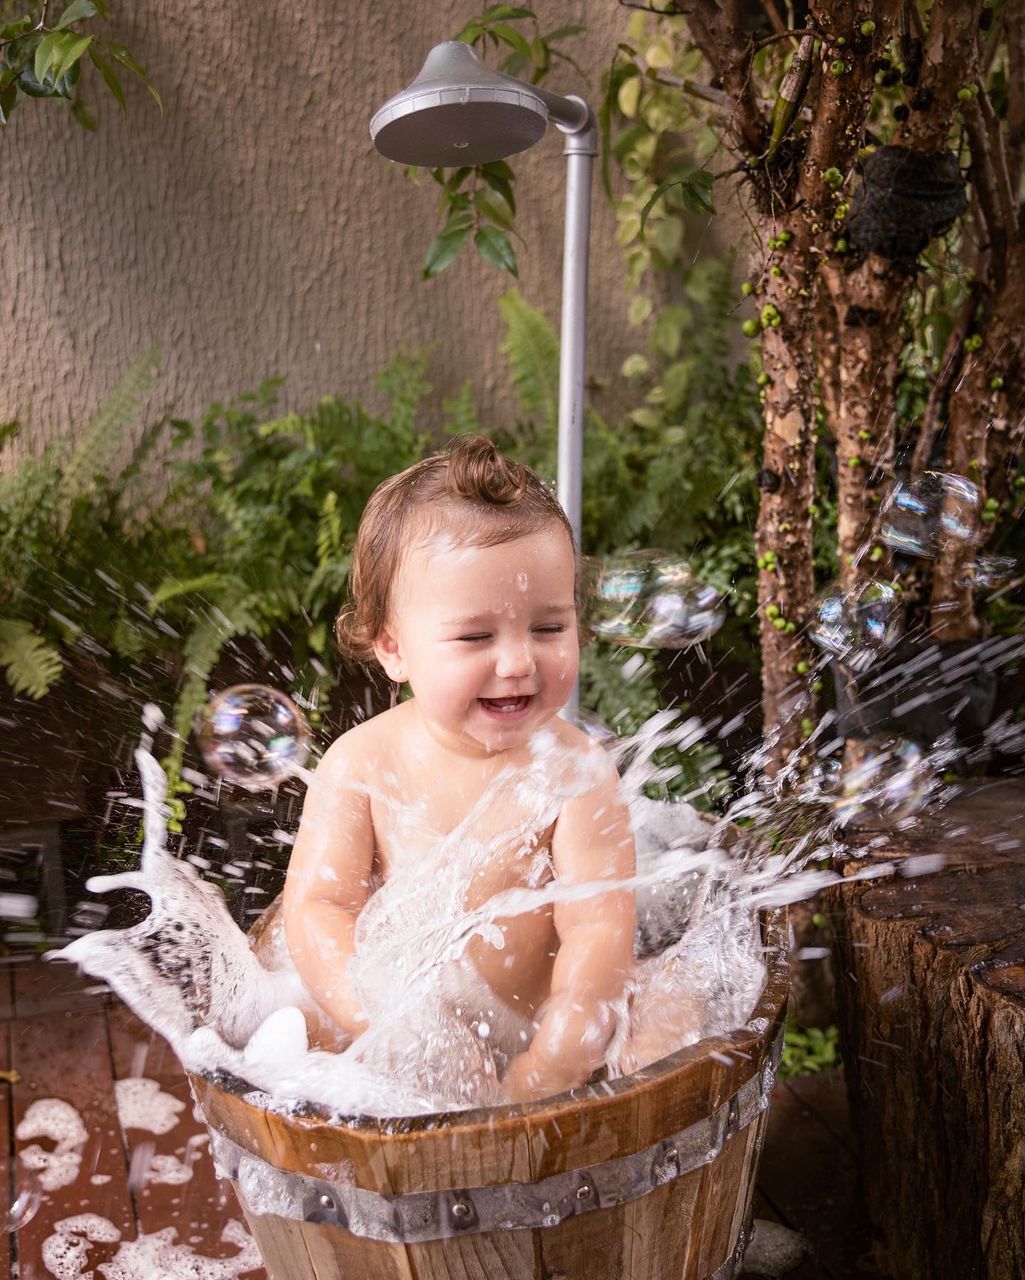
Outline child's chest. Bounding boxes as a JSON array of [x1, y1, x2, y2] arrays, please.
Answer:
[[369, 750, 557, 898]]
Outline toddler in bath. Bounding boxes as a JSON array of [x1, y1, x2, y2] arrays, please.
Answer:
[[282, 436, 642, 1104]]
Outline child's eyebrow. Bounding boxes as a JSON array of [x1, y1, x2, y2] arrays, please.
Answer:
[[442, 603, 576, 627]]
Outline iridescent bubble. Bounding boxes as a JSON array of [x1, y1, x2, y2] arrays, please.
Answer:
[[589, 552, 725, 649], [196, 684, 311, 787], [810, 581, 903, 670], [566, 707, 619, 751], [832, 740, 933, 829], [956, 554, 1019, 589], [799, 755, 843, 803], [4, 1174, 42, 1233], [880, 472, 980, 558]]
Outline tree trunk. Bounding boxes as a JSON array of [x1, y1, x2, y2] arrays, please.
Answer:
[[754, 284, 818, 763], [830, 780, 1025, 1280], [820, 253, 906, 591], [931, 238, 1025, 640]]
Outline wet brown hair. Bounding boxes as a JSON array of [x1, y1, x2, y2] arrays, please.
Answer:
[[336, 435, 575, 663]]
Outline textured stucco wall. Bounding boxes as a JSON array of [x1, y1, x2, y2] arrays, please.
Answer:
[[1, 1, 634, 452]]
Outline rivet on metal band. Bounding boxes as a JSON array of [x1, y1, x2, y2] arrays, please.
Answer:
[[210, 1022, 783, 1249]]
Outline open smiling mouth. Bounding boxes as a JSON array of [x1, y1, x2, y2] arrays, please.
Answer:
[[478, 695, 532, 716]]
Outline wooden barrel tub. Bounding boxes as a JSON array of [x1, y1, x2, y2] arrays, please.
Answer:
[[190, 909, 788, 1280]]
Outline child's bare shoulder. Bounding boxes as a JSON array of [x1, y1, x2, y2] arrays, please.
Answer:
[[316, 701, 415, 787], [542, 717, 620, 793]]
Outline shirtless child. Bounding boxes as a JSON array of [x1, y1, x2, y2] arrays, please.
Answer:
[[282, 436, 637, 1104]]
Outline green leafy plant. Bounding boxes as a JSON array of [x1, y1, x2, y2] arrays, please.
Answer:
[[0, 347, 169, 698], [778, 1022, 840, 1079], [0, 0, 160, 132], [418, 5, 583, 280], [150, 353, 432, 784]]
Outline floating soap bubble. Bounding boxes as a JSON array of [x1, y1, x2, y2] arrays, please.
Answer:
[[798, 755, 843, 803], [956, 554, 1018, 590], [880, 472, 980, 558], [588, 551, 725, 649], [566, 707, 619, 751], [196, 684, 311, 787], [810, 581, 903, 671], [4, 1173, 42, 1233], [832, 740, 933, 829]]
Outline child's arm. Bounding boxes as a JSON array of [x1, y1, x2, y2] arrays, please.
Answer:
[[282, 737, 376, 1039], [502, 758, 635, 1102]]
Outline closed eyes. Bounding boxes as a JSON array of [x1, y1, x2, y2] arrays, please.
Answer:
[[457, 625, 568, 643]]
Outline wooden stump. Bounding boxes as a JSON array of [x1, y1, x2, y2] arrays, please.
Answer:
[[830, 780, 1025, 1280]]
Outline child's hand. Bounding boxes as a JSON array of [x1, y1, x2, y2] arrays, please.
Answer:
[[615, 991, 705, 1076], [500, 1051, 575, 1104]]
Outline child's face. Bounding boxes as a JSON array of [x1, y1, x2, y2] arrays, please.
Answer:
[[373, 525, 579, 755]]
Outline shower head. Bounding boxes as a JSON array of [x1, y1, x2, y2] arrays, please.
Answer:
[[370, 41, 587, 168]]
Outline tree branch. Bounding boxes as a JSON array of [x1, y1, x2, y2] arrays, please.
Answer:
[[752, 27, 827, 54], [627, 58, 734, 110], [910, 275, 984, 475], [800, 3, 887, 188], [1005, 0, 1025, 196], [964, 90, 1013, 292], [895, 0, 984, 152]]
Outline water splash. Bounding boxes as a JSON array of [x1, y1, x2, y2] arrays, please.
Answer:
[[52, 698, 981, 1120]]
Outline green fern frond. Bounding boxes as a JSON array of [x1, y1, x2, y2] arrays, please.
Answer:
[[442, 383, 482, 438], [164, 591, 254, 786], [149, 573, 239, 609], [316, 491, 343, 565], [114, 410, 173, 521], [376, 348, 432, 438], [60, 347, 159, 516], [579, 643, 727, 808], [0, 620, 63, 698], [305, 554, 351, 615], [0, 419, 20, 454], [499, 289, 559, 425], [111, 614, 146, 660]]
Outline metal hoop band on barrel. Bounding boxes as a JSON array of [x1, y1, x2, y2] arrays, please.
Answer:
[[210, 1024, 783, 1247]]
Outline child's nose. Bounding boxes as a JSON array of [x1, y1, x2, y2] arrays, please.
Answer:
[[495, 639, 536, 679]]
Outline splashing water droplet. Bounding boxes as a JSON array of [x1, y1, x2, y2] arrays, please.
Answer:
[[880, 471, 980, 558], [833, 740, 933, 828], [196, 684, 311, 787], [587, 551, 725, 648], [810, 581, 903, 670], [5, 1175, 42, 1233]]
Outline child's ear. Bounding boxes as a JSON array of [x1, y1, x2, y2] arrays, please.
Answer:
[[372, 627, 407, 683]]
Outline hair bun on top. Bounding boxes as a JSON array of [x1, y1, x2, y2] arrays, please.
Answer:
[[446, 435, 528, 506]]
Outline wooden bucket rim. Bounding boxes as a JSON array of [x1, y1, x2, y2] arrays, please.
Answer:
[[196, 907, 789, 1134]]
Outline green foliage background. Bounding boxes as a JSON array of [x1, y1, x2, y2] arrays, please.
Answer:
[[0, 258, 763, 814]]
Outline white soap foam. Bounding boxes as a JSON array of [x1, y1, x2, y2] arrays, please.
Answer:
[[114, 1078, 186, 1136], [42, 1213, 122, 1279], [144, 1153, 194, 1185], [16, 1099, 89, 1192], [40, 1215, 260, 1280]]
